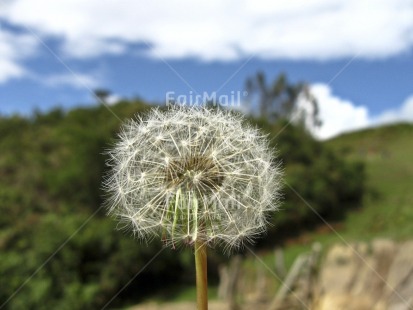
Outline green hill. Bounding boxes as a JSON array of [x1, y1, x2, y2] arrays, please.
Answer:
[[324, 123, 413, 240], [235, 122, 413, 289]]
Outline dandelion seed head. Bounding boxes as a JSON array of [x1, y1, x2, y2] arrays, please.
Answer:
[[103, 106, 282, 251]]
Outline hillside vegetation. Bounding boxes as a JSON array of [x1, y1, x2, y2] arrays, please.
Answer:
[[266, 123, 413, 276], [0, 100, 364, 309], [326, 123, 413, 240]]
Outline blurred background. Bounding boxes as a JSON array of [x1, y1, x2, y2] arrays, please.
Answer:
[[1, 1, 412, 309]]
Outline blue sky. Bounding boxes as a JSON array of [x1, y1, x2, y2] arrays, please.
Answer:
[[0, 0, 412, 139]]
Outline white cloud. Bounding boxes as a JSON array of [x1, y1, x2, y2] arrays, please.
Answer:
[[309, 84, 370, 139], [0, 29, 37, 82], [373, 96, 413, 125], [308, 84, 413, 140], [1, 0, 413, 61], [39, 72, 100, 89], [105, 93, 122, 105], [0, 59, 23, 83]]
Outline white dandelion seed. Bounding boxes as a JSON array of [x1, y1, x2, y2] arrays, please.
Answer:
[[103, 106, 282, 251]]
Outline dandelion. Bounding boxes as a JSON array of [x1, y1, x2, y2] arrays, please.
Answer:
[[103, 106, 282, 309]]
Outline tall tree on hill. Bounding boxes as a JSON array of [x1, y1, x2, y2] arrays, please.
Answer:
[[245, 72, 321, 128], [93, 88, 111, 104]]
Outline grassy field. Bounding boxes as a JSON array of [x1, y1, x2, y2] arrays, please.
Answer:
[[325, 122, 413, 241], [270, 122, 413, 269], [273, 123, 411, 253]]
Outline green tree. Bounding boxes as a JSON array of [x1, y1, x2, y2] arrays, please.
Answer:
[[93, 88, 111, 104], [246, 72, 321, 128]]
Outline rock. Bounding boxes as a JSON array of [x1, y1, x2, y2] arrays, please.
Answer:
[[314, 239, 413, 310], [385, 241, 413, 310]]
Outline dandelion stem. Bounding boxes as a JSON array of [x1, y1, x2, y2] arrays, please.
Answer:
[[195, 239, 208, 310]]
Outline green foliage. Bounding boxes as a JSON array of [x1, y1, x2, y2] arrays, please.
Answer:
[[326, 123, 413, 240], [0, 101, 365, 308], [252, 119, 365, 236]]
